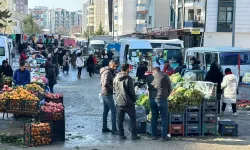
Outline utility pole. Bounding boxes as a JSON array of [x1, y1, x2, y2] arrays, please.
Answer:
[[112, 0, 115, 42], [232, 0, 236, 47]]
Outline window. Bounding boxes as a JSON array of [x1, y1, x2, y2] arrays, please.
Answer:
[[217, 6, 233, 32], [0, 47, 5, 56], [188, 9, 194, 20], [220, 52, 250, 65], [170, 8, 175, 22], [197, 9, 201, 21], [148, 16, 152, 24], [178, 8, 182, 22]]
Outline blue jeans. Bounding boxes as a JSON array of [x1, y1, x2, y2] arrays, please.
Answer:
[[150, 98, 168, 137], [102, 95, 117, 131]]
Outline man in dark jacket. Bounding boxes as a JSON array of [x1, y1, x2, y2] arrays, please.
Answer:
[[113, 64, 141, 141], [100, 60, 118, 134], [107, 50, 114, 61], [0, 60, 13, 77], [45, 58, 57, 93], [13, 61, 30, 86], [151, 67, 172, 141]]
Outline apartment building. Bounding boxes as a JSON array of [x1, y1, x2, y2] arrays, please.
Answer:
[[54, 8, 72, 34], [147, 0, 170, 30], [29, 6, 50, 29], [15, 0, 28, 14], [204, 0, 250, 48], [82, 2, 88, 33], [170, 0, 206, 47]]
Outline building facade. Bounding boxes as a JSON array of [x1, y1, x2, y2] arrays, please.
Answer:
[[170, 0, 206, 47], [204, 0, 250, 48], [29, 6, 50, 29], [82, 2, 88, 33], [15, 0, 28, 14]]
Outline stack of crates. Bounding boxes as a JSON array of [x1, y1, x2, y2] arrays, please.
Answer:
[[169, 112, 185, 136], [185, 106, 202, 136], [202, 99, 218, 136], [219, 121, 238, 136]]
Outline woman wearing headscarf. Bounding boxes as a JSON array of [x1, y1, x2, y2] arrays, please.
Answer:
[[70, 51, 77, 69], [86, 55, 95, 77], [205, 62, 223, 114], [63, 52, 71, 74]]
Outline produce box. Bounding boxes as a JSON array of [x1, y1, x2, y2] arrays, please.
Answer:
[[186, 112, 200, 122], [45, 93, 63, 104], [23, 100, 39, 112], [169, 124, 184, 136], [42, 120, 65, 131], [203, 99, 218, 110], [219, 121, 238, 136], [202, 123, 218, 136], [24, 123, 52, 147], [203, 112, 218, 124], [40, 111, 64, 121], [7, 99, 23, 111], [40, 102, 65, 121], [169, 113, 185, 123], [185, 124, 201, 136], [0, 99, 7, 112], [52, 129, 65, 142], [186, 106, 201, 112], [129, 122, 146, 134]]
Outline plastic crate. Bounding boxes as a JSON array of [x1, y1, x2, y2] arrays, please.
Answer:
[[146, 122, 161, 135], [186, 112, 200, 122], [185, 124, 201, 135], [24, 123, 52, 147], [7, 100, 22, 111], [40, 110, 65, 121], [52, 129, 65, 142], [203, 99, 218, 110], [186, 106, 201, 112], [169, 124, 184, 136], [203, 123, 217, 136], [129, 122, 147, 134], [203, 112, 218, 124], [45, 97, 63, 104], [23, 101, 39, 112], [0, 99, 7, 112], [219, 121, 238, 136], [169, 113, 185, 123]]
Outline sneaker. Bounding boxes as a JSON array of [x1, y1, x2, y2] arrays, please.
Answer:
[[111, 130, 119, 135], [131, 135, 141, 140], [119, 135, 127, 140], [161, 136, 171, 142], [102, 128, 111, 133], [233, 113, 237, 117], [151, 136, 159, 140]]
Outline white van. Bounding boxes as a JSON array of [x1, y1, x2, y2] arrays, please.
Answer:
[[119, 39, 153, 64], [147, 39, 184, 49], [184, 46, 250, 76], [0, 36, 11, 65], [89, 40, 105, 50]]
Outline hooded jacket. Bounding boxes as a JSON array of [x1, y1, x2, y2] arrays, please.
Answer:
[[45, 61, 57, 85], [0, 60, 13, 77], [114, 72, 136, 106], [152, 71, 172, 100], [100, 67, 114, 96], [221, 74, 238, 104]]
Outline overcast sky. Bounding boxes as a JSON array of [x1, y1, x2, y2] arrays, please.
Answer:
[[29, 0, 88, 11]]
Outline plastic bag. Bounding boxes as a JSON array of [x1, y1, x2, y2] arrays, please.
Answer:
[[194, 81, 215, 99], [183, 72, 196, 82], [244, 72, 250, 77], [99, 93, 103, 103]]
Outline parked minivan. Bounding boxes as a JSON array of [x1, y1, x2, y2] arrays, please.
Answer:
[[0, 36, 12, 65]]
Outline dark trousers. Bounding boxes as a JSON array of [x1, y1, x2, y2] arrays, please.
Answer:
[[217, 94, 221, 114], [222, 103, 237, 113], [150, 99, 168, 137], [117, 105, 137, 136], [77, 67, 82, 77], [49, 84, 54, 93], [89, 72, 92, 77]]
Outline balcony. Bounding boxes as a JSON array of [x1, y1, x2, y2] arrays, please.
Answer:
[[171, 0, 176, 6], [184, 0, 205, 7], [170, 21, 175, 28], [137, 0, 147, 5], [137, 5, 146, 11], [184, 21, 204, 28], [87, 5, 94, 9], [136, 19, 146, 24], [87, 23, 94, 27], [217, 22, 232, 32]]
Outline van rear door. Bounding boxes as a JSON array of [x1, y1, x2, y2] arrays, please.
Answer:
[[0, 47, 6, 63]]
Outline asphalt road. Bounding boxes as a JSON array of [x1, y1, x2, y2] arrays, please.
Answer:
[[0, 66, 250, 150]]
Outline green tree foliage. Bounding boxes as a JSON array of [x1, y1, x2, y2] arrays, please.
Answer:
[[0, 2, 12, 28], [93, 22, 108, 35], [23, 15, 42, 34]]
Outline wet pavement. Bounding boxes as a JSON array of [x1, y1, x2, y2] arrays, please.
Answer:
[[0, 66, 250, 150]]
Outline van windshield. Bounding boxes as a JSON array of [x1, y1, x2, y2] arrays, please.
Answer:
[[151, 43, 182, 48], [220, 52, 250, 65], [89, 44, 105, 50], [0, 47, 5, 56]]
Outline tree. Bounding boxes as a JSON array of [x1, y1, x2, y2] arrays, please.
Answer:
[[56, 26, 69, 36], [0, 2, 12, 29], [23, 15, 42, 34], [93, 22, 108, 35]]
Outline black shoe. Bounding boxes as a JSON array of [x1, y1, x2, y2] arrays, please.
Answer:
[[111, 130, 119, 135], [161, 136, 171, 142], [102, 128, 111, 133], [131, 135, 141, 140], [119, 135, 127, 140], [151, 136, 159, 140]]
